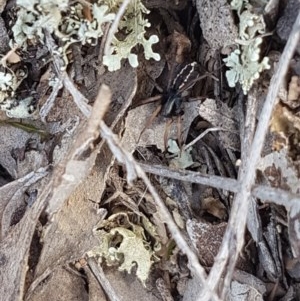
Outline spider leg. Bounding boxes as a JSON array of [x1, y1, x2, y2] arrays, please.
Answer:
[[176, 115, 183, 151], [164, 118, 173, 151], [138, 104, 162, 143], [145, 72, 164, 93], [131, 95, 162, 110], [178, 72, 219, 94]]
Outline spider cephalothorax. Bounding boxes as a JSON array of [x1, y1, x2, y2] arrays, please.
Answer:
[[160, 62, 199, 118]]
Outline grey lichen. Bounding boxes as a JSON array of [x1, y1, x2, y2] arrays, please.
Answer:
[[224, 1, 270, 94], [0, 68, 35, 118], [3, 0, 160, 118], [12, 0, 69, 48], [12, 0, 160, 71], [103, 0, 160, 71]]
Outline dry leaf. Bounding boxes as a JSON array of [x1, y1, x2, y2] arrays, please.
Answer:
[[201, 197, 227, 220], [122, 100, 202, 152], [257, 148, 300, 193], [198, 98, 240, 151], [28, 268, 89, 301]]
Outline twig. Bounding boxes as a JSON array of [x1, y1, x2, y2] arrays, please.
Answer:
[[98, 23, 111, 65], [252, 186, 300, 208], [62, 74, 92, 118], [98, 101, 222, 301], [240, 86, 258, 165], [138, 162, 300, 207], [204, 11, 300, 300], [39, 78, 63, 122], [87, 258, 121, 301], [184, 127, 229, 150], [139, 162, 239, 192], [44, 30, 92, 118], [134, 164, 219, 298]]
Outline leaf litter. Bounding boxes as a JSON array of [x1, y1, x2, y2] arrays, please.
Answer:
[[0, 1, 300, 301]]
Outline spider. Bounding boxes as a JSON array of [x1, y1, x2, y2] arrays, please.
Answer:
[[135, 61, 210, 149]]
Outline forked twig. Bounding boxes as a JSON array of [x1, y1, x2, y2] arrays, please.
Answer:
[[203, 11, 300, 301]]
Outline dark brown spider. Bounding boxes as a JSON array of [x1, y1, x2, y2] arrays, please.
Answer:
[[135, 62, 209, 149]]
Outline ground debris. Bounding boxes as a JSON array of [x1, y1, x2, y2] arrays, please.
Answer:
[[0, 0, 300, 301]]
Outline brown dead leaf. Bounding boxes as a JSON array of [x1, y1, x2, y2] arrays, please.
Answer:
[[0, 168, 47, 239], [103, 266, 161, 301], [187, 219, 227, 267], [27, 267, 89, 301], [187, 219, 252, 272], [270, 103, 300, 135], [0, 176, 50, 301], [201, 197, 227, 220], [32, 170, 107, 283], [257, 148, 300, 193], [122, 99, 202, 152], [165, 31, 191, 64], [0, 125, 41, 178]]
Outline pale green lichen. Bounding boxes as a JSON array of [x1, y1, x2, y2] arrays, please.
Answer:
[[239, 8, 266, 40], [87, 212, 156, 285], [5, 0, 159, 117], [224, 1, 270, 94], [102, 0, 160, 71], [167, 139, 194, 169], [224, 38, 270, 93], [12, 0, 160, 71]]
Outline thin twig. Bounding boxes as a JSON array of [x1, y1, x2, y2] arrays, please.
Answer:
[[104, 0, 131, 56], [138, 162, 300, 206], [204, 12, 300, 300], [87, 258, 121, 301], [62, 74, 92, 118], [139, 162, 239, 192], [44, 30, 92, 118], [39, 78, 63, 122], [98, 115, 221, 301], [184, 127, 228, 150]]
